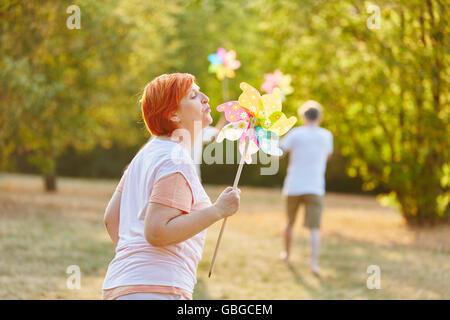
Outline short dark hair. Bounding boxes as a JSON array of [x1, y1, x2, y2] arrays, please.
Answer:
[[304, 107, 320, 121]]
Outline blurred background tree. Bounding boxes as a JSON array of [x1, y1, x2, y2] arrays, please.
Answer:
[[0, 0, 448, 224], [0, 0, 142, 190]]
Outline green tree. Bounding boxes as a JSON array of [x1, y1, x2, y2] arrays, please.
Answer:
[[0, 0, 140, 190], [1, 0, 447, 225], [255, 0, 449, 224]]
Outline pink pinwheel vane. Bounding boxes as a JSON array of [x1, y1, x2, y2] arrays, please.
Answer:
[[261, 69, 294, 101], [208, 48, 241, 80]]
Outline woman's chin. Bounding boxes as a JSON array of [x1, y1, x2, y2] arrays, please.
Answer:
[[203, 114, 213, 127]]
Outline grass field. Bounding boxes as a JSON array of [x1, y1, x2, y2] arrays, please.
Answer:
[[0, 173, 449, 299]]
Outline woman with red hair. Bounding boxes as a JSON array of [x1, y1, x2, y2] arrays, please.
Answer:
[[102, 73, 240, 300]]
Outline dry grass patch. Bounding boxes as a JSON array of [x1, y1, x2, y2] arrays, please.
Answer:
[[0, 173, 448, 299]]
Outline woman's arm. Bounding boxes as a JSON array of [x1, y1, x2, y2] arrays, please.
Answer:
[[144, 186, 240, 247], [104, 172, 127, 246], [104, 191, 121, 247]]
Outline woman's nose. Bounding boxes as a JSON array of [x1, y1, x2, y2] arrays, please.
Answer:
[[201, 93, 209, 104]]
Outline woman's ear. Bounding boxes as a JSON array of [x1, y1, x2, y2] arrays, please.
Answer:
[[170, 113, 181, 123]]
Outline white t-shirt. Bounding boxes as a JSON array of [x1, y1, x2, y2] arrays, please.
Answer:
[[102, 137, 211, 294], [280, 126, 333, 196]]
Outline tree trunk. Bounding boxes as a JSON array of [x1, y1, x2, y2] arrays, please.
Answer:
[[44, 173, 57, 192], [43, 155, 57, 192], [399, 185, 443, 226]]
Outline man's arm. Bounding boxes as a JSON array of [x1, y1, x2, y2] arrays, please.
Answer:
[[278, 130, 294, 159], [327, 131, 334, 161], [278, 146, 289, 159]]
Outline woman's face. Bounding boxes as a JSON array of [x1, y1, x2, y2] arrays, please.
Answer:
[[176, 83, 212, 133]]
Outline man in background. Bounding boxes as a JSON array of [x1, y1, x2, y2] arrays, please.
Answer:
[[279, 100, 333, 275]]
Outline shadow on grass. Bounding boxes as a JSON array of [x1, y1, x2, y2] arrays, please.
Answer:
[[193, 279, 214, 300], [283, 263, 325, 299], [323, 235, 448, 299]]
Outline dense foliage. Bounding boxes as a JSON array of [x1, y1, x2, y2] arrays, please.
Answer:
[[1, 0, 448, 224]]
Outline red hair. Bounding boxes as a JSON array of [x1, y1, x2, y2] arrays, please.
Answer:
[[141, 73, 195, 136]]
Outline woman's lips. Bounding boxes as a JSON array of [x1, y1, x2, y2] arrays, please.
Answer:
[[203, 105, 211, 112]]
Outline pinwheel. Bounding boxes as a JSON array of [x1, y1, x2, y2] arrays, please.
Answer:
[[208, 48, 241, 81], [208, 48, 241, 102], [260, 69, 294, 101], [208, 82, 297, 277], [215, 82, 297, 164]]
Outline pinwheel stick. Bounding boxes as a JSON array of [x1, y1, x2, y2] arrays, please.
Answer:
[[222, 78, 230, 101], [208, 117, 256, 278]]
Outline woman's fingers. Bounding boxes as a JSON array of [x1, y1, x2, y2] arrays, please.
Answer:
[[215, 186, 241, 218], [224, 186, 241, 193]]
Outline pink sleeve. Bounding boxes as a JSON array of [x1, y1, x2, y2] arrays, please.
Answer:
[[149, 173, 193, 214]]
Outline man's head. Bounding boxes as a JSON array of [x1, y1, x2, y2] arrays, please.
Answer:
[[298, 100, 323, 126]]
